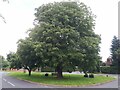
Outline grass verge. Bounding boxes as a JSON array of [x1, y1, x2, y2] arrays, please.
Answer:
[[8, 72, 116, 87]]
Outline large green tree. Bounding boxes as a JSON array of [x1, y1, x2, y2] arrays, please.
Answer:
[[29, 1, 101, 78]]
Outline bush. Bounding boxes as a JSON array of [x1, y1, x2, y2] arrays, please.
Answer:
[[67, 70, 72, 73], [45, 73, 49, 76], [41, 67, 55, 72], [84, 74, 88, 78], [41, 66, 75, 72], [51, 72, 57, 76], [100, 66, 118, 74], [89, 74, 94, 78], [62, 67, 74, 72]]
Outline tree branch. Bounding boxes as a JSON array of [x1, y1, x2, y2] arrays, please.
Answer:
[[0, 14, 6, 23]]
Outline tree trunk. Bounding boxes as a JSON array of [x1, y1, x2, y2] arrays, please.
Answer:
[[38, 68, 39, 72], [56, 65, 63, 79], [28, 69, 31, 76], [26, 68, 31, 76]]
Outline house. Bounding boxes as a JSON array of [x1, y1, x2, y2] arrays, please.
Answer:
[[105, 57, 112, 66]]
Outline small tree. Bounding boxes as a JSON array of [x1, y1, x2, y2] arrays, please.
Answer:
[[7, 52, 21, 70], [17, 38, 42, 76], [0, 55, 9, 70]]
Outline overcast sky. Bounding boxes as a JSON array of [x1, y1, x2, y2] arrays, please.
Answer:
[[0, 0, 118, 61]]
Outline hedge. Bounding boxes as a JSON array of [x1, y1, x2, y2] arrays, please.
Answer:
[[41, 67, 55, 72], [41, 67, 75, 72], [100, 66, 118, 74]]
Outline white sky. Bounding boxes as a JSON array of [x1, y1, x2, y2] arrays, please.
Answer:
[[0, 0, 118, 61]]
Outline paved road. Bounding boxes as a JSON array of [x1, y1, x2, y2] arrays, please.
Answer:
[[1, 71, 119, 88], [1, 72, 54, 88]]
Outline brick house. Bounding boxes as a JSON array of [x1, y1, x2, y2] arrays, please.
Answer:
[[105, 57, 112, 66]]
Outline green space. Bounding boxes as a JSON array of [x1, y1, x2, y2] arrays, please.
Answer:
[[0, 1, 119, 87], [8, 72, 115, 86]]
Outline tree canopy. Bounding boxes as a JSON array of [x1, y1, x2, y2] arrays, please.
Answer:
[[22, 1, 101, 78], [7, 52, 21, 70], [0, 55, 9, 70]]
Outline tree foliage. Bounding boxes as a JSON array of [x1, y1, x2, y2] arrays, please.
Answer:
[[110, 36, 120, 73], [0, 55, 9, 70], [7, 52, 21, 70]]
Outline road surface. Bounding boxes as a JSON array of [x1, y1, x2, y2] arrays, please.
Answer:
[[1, 71, 54, 88], [0, 71, 119, 89]]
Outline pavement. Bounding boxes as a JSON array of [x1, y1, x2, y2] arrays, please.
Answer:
[[0, 71, 119, 89]]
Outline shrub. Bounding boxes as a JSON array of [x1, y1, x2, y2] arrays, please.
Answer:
[[41, 66, 74, 72], [89, 74, 94, 78], [67, 70, 72, 73], [84, 74, 88, 78], [100, 66, 118, 74], [45, 73, 49, 76], [51, 73, 57, 76], [41, 67, 55, 72], [62, 67, 74, 72]]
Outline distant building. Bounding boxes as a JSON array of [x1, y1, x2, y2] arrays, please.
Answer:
[[105, 57, 112, 66]]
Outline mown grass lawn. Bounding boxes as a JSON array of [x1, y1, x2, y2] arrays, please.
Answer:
[[8, 72, 116, 86]]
